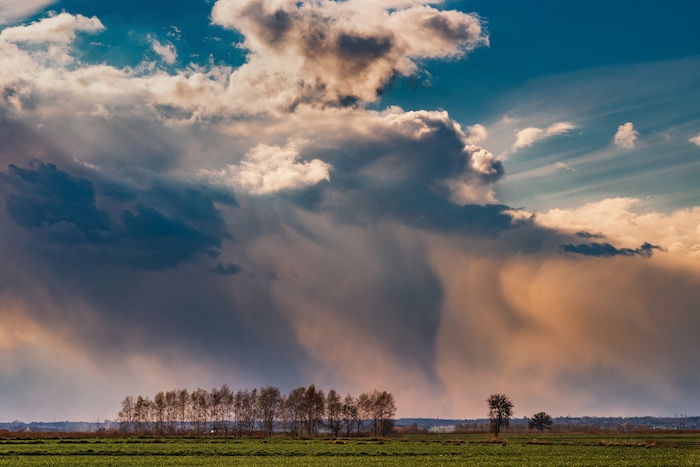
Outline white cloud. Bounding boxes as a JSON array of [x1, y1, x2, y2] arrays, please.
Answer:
[[465, 123, 487, 144], [0, 0, 55, 25], [689, 133, 700, 147], [211, 0, 488, 110], [613, 122, 638, 149], [537, 197, 700, 258], [0, 12, 104, 43], [202, 140, 331, 194], [149, 37, 177, 64], [0, 2, 488, 119], [513, 121, 575, 150]]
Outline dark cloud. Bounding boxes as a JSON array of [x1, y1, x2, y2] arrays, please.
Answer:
[[575, 231, 603, 239], [211, 262, 244, 275], [0, 160, 234, 270], [3, 161, 111, 236], [560, 241, 661, 258]]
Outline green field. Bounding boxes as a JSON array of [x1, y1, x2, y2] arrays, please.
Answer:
[[1, 433, 699, 466]]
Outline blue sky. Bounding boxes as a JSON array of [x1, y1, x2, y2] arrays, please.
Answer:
[[1, 0, 700, 421]]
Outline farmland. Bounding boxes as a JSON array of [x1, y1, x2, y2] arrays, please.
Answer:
[[1, 433, 699, 466]]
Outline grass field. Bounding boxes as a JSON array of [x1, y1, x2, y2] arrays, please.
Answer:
[[1, 433, 699, 466]]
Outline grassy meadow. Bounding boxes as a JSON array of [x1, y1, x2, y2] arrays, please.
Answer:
[[1, 433, 700, 466]]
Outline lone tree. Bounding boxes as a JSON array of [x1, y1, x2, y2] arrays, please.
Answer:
[[487, 393, 513, 437], [529, 412, 553, 434]]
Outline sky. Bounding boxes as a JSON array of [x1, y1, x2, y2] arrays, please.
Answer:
[[0, 0, 700, 422]]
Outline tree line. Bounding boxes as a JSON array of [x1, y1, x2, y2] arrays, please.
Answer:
[[117, 385, 396, 436]]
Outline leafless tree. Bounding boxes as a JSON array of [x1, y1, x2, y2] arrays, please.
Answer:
[[326, 389, 342, 437], [219, 384, 234, 434], [341, 395, 359, 436], [234, 389, 258, 435], [190, 388, 209, 433], [176, 389, 189, 433], [208, 386, 222, 433], [164, 390, 178, 433], [134, 396, 152, 434], [373, 390, 396, 436], [302, 385, 325, 436], [116, 385, 396, 437], [258, 386, 283, 436], [357, 390, 396, 435], [357, 392, 373, 434], [118, 396, 135, 433], [286, 387, 306, 436], [153, 391, 166, 434]]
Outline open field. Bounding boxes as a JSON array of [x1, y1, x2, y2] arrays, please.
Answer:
[[1, 433, 700, 466]]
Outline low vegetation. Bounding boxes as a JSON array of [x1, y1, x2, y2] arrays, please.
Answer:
[[1, 433, 700, 466]]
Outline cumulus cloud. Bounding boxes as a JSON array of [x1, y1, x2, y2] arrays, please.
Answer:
[[202, 141, 332, 194], [613, 121, 638, 149], [0, 2, 487, 120], [512, 121, 575, 150], [149, 36, 177, 64], [689, 133, 700, 147], [0, 0, 56, 25], [537, 197, 700, 259], [211, 0, 487, 109], [0, 12, 104, 43], [465, 123, 488, 144]]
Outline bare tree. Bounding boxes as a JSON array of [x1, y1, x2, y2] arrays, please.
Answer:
[[134, 396, 153, 434], [529, 412, 553, 434], [153, 391, 166, 434], [258, 386, 283, 436], [234, 389, 258, 435], [219, 384, 234, 434], [164, 390, 178, 433], [357, 392, 373, 434], [118, 396, 135, 433], [373, 390, 396, 436], [326, 389, 342, 437], [357, 390, 396, 435], [303, 385, 325, 436], [286, 387, 306, 436], [341, 395, 358, 436], [190, 388, 209, 433], [487, 393, 514, 437], [208, 387, 222, 433], [176, 389, 189, 433], [116, 385, 398, 438]]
